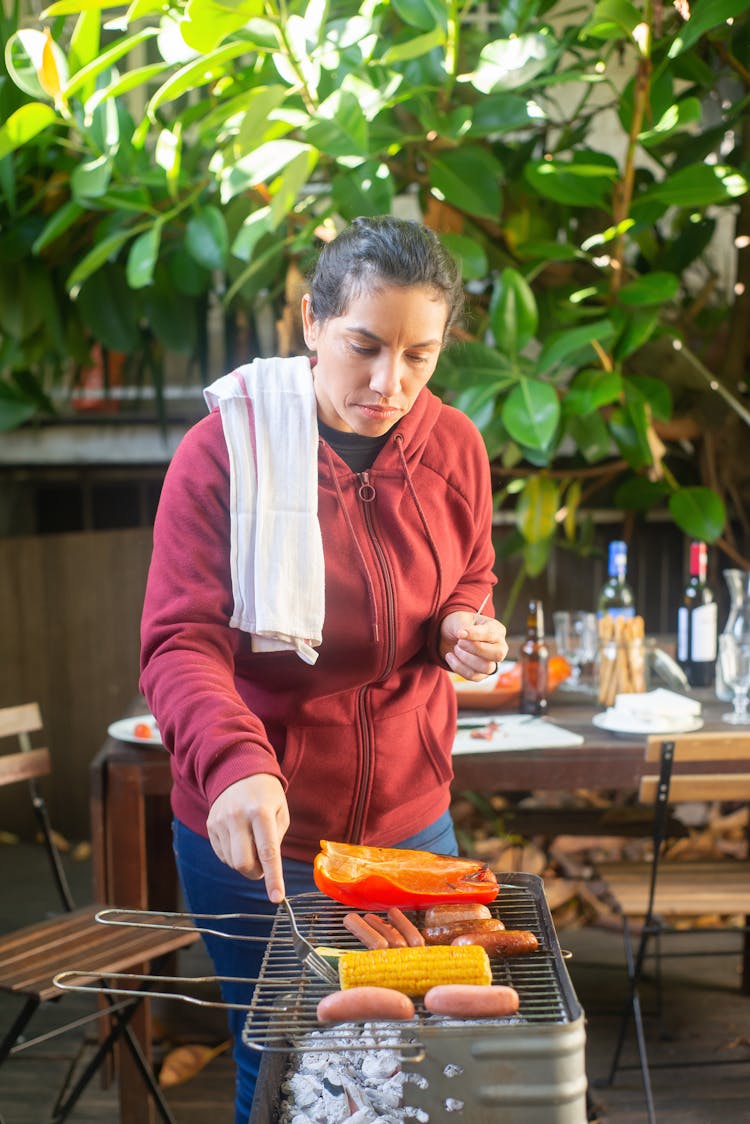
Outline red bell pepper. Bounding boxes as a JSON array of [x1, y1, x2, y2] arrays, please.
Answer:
[[313, 840, 500, 910]]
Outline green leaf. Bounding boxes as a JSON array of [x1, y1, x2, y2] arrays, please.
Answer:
[[617, 272, 680, 306], [438, 233, 487, 283], [668, 486, 725, 542], [581, 0, 643, 41], [67, 227, 137, 296], [461, 32, 554, 95], [269, 150, 315, 227], [614, 476, 670, 512], [231, 207, 273, 263], [63, 28, 160, 99], [523, 536, 553, 577], [634, 164, 748, 210], [638, 97, 702, 148], [525, 155, 617, 207], [127, 222, 162, 289], [563, 368, 622, 415], [627, 375, 671, 421], [516, 475, 559, 544], [379, 26, 445, 64], [32, 199, 85, 254], [502, 379, 560, 451], [429, 146, 502, 221], [668, 0, 750, 57], [536, 319, 616, 374], [489, 268, 538, 358], [305, 90, 368, 157], [235, 85, 289, 155], [76, 264, 140, 352], [567, 410, 613, 463], [185, 206, 229, 271], [434, 341, 516, 394], [147, 38, 253, 118], [84, 62, 171, 119], [221, 139, 316, 203], [69, 8, 101, 103], [470, 93, 540, 137], [612, 309, 660, 360], [70, 154, 112, 200], [391, 0, 447, 32], [608, 402, 651, 469], [331, 160, 393, 220], [180, 0, 263, 53], [0, 387, 37, 431], [0, 103, 58, 161]]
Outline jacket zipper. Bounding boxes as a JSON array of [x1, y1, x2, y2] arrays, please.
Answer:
[[351, 470, 397, 843]]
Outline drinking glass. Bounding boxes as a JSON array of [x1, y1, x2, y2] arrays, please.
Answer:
[[553, 610, 598, 692], [718, 633, 750, 724]]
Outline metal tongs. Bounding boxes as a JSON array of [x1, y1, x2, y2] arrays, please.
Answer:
[[281, 897, 338, 986]]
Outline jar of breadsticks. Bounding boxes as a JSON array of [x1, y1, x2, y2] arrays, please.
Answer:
[[596, 614, 650, 707]]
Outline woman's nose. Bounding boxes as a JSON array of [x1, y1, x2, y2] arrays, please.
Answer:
[[369, 354, 403, 398]]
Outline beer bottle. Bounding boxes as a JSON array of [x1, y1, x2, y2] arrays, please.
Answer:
[[520, 599, 549, 715]]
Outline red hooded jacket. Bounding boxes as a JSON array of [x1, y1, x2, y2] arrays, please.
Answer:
[[139, 384, 496, 862]]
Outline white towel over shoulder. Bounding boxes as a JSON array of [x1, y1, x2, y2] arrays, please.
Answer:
[[204, 357, 324, 665]]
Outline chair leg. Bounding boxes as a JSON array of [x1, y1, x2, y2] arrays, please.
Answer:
[[606, 918, 656, 1124], [49, 996, 177, 1124], [0, 997, 39, 1066]]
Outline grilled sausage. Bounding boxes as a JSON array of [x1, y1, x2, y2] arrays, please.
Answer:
[[386, 907, 425, 947], [424, 984, 520, 1018], [317, 986, 416, 1024], [423, 917, 505, 945], [363, 913, 408, 948], [451, 929, 539, 957], [343, 912, 389, 949], [423, 902, 493, 928]]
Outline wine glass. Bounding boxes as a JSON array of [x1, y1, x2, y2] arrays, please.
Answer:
[[553, 610, 598, 692], [718, 633, 750, 724]]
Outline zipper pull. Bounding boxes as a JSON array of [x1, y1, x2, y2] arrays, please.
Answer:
[[358, 471, 376, 502]]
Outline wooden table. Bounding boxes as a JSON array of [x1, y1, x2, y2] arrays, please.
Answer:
[[89, 688, 735, 1123]]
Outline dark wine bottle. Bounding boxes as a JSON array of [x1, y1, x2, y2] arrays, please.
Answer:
[[520, 599, 549, 715], [677, 541, 717, 687], [597, 540, 635, 619]]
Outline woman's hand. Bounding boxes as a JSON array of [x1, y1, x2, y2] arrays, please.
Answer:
[[439, 610, 508, 682], [206, 774, 290, 903]]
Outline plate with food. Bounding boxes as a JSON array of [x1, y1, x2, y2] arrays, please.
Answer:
[[107, 714, 163, 747]]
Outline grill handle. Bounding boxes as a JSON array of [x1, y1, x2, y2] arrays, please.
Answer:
[[96, 907, 275, 942]]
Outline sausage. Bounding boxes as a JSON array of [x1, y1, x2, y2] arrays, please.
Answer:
[[343, 912, 389, 949], [363, 913, 408, 948], [317, 986, 416, 1024], [423, 917, 505, 945], [423, 902, 493, 928], [386, 907, 425, 947], [424, 984, 520, 1018], [451, 929, 539, 957]]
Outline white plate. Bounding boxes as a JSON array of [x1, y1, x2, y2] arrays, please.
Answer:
[[591, 712, 704, 737], [107, 714, 163, 747]]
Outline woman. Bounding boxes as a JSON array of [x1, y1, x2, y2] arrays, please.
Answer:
[[140, 215, 508, 1121]]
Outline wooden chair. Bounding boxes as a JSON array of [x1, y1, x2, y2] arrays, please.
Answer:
[[0, 703, 199, 1124], [595, 730, 750, 1124]]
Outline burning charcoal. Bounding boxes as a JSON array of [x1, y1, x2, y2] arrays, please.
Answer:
[[443, 1063, 463, 1078], [444, 1098, 465, 1113], [361, 1049, 401, 1081], [285, 1072, 320, 1109]]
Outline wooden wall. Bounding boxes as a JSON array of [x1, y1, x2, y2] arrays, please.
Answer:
[[0, 528, 153, 840]]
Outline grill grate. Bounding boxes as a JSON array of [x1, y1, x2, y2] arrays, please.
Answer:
[[242, 872, 581, 1054]]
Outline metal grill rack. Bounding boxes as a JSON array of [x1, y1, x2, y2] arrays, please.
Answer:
[[241, 871, 581, 1054]]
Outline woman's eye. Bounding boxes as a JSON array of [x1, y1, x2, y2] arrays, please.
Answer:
[[351, 343, 376, 355]]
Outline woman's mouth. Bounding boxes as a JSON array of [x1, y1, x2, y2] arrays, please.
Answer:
[[358, 403, 399, 420]]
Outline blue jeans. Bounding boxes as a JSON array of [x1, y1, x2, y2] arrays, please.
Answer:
[[173, 812, 457, 1124]]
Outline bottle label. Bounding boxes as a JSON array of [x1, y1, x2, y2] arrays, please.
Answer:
[[691, 602, 717, 661], [597, 607, 635, 619], [677, 607, 688, 662]]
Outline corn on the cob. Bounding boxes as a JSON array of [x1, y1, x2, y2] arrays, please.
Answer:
[[338, 944, 492, 996]]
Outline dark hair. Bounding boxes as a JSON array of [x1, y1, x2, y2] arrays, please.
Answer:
[[307, 215, 464, 342]]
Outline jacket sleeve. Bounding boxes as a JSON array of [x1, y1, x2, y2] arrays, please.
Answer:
[[139, 411, 285, 809]]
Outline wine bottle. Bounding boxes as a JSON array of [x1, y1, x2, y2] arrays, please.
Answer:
[[677, 541, 717, 687], [597, 540, 635, 619], [520, 599, 549, 715]]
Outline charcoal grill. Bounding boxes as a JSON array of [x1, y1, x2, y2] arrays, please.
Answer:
[[246, 872, 587, 1123], [55, 872, 587, 1122]]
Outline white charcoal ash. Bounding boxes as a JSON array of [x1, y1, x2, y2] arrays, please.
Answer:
[[276, 1024, 411, 1122]]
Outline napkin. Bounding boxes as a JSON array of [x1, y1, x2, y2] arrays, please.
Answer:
[[607, 688, 701, 730]]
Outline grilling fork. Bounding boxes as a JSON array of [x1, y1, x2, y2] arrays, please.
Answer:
[[281, 897, 339, 986]]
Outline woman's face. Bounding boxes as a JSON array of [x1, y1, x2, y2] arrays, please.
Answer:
[[301, 283, 449, 435]]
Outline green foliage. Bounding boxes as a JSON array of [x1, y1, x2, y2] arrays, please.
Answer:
[[2, 0, 750, 587]]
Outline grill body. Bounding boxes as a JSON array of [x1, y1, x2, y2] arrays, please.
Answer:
[[246, 872, 587, 1122]]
